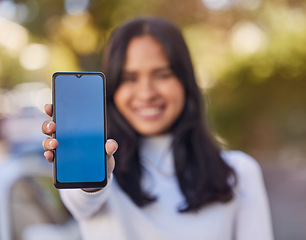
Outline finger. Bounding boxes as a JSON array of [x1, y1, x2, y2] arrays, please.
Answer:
[[107, 154, 115, 179], [105, 139, 118, 155], [44, 151, 54, 163], [42, 138, 58, 151], [105, 139, 117, 179], [44, 104, 53, 117], [42, 120, 56, 136]]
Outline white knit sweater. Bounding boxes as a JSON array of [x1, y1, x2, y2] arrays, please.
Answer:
[[60, 134, 274, 240]]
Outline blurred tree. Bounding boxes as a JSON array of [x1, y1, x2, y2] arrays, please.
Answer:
[[1, 0, 306, 160], [206, 1, 306, 158]]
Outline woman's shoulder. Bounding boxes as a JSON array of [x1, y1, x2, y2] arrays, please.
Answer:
[[220, 150, 263, 179]]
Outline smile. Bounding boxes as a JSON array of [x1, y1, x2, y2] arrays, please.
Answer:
[[134, 106, 164, 120]]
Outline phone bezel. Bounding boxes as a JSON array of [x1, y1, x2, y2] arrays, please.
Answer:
[[52, 72, 107, 189]]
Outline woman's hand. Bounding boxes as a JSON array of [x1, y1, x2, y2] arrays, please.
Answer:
[[41, 104, 58, 162], [41, 104, 117, 180]]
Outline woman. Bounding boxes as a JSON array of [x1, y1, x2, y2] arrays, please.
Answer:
[[42, 17, 273, 240]]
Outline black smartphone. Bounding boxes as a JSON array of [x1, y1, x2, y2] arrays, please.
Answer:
[[52, 72, 107, 189]]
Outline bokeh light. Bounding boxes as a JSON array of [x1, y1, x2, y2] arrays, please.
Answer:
[[201, 0, 232, 11], [0, 0, 16, 20], [19, 44, 50, 71], [64, 0, 89, 15], [0, 16, 29, 53], [231, 21, 267, 55]]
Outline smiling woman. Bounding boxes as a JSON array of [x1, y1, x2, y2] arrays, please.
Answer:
[[42, 17, 273, 240], [114, 36, 185, 136]]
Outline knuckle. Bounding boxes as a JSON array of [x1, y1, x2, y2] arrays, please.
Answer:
[[42, 138, 50, 150], [42, 139, 47, 150], [42, 121, 49, 133]]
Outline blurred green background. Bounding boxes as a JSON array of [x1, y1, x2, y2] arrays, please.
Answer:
[[0, 0, 306, 240]]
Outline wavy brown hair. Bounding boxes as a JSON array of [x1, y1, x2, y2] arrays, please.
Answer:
[[102, 17, 236, 212]]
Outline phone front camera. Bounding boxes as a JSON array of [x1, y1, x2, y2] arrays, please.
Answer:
[[76, 74, 82, 78]]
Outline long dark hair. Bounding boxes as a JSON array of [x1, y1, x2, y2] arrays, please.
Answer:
[[102, 17, 236, 212]]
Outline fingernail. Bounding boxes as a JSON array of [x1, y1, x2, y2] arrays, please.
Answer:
[[46, 122, 52, 130], [108, 139, 115, 146], [44, 152, 47, 158], [49, 139, 54, 147]]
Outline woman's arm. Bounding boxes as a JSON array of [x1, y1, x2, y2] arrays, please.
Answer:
[[59, 174, 113, 220]]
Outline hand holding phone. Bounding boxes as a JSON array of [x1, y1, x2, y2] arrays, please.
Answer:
[[42, 108, 117, 191], [51, 72, 107, 189]]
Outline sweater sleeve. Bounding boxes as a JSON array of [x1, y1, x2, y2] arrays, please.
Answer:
[[223, 151, 274, 240], [59, 174, 113, 221]]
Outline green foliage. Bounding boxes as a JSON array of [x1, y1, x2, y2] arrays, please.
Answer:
[[1, 0, 306, 158], [208, 25, 306, 153]]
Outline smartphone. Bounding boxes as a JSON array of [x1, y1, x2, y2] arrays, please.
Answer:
[[52, 72, 107, 189]]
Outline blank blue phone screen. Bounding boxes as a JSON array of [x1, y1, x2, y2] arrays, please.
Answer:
[[54, 74, 105, 183]]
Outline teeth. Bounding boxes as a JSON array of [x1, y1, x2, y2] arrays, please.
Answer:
[[137, 107, 161, 116]]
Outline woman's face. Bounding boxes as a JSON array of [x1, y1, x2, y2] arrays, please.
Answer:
[[114, 35, 185, 136]]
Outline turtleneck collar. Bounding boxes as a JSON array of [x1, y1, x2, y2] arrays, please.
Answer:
[[140, 134, 172, 154], [139, 134, 175, 176]]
